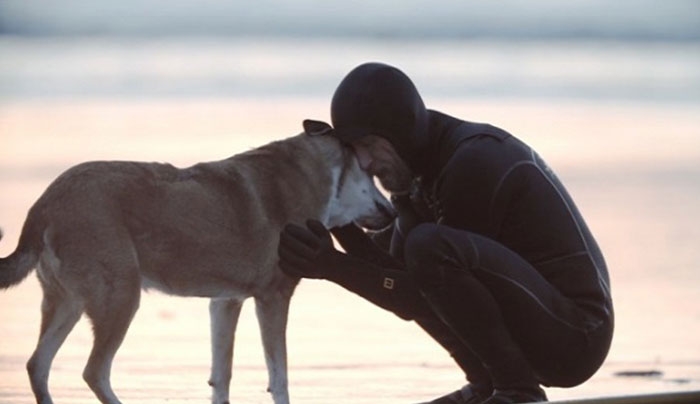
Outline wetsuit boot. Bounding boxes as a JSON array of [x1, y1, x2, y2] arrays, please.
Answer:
[[413, 315, 493, 403]]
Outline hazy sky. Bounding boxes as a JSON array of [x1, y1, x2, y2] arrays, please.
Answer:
[[1, 0, 698, 40]]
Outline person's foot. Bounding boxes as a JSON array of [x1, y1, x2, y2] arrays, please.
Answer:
[[480, 387, 547, 403], [416, 384, 490, 404]]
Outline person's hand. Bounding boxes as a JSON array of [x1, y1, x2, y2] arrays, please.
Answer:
[[391, 193, 421, 238], [278, 219, 342, 279], [392, 177, 435, 234], [390, 179, 435, 258]]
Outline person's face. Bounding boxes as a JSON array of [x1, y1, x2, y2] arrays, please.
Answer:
[[350, 135, 413, 194]]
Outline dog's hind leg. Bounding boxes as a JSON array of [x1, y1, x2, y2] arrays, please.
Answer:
[[81, 260, 141, 404], [208, 298, 244, 404], [254, 291, 293, 404], [27, 283, 83, 404]]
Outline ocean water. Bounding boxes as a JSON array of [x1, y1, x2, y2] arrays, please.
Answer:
[[2, 36, 699, 103], [1, 35, 700, 403]]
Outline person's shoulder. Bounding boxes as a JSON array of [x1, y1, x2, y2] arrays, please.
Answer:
[[456, 120, 512, 142]]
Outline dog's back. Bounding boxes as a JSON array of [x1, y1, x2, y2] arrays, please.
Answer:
[[2, 134, 340, 296]]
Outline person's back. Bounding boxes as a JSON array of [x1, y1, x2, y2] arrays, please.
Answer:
[[421, 111, 612, 319]]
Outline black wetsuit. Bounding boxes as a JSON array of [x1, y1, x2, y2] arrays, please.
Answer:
[[396, 111, 613, 389], [284, 62, 614, 397]]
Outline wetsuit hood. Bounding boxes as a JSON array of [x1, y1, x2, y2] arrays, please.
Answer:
[[331, 62, 430, 173]]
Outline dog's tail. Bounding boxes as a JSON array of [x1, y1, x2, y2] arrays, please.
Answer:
[[0, 223, 41, 289]]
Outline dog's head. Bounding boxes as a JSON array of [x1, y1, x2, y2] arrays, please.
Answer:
[[305, 119, 397, 231]]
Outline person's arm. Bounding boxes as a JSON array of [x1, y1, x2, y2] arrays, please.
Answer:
[[278, 220, 433, 320], [329, 223, 402, 269]]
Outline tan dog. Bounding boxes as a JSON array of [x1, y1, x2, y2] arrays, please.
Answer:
[[0, 120, 396, 404]]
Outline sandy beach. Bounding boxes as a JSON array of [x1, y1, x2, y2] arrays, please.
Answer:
[[1, 98, 699, 403]]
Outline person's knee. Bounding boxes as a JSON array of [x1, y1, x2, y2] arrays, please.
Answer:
[[403, 223, 480, 290], [403, 223, 443, 270], [403, 223, 454, 291]]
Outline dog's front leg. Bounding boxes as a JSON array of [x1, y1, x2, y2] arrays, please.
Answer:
[[208, 298, 244, 404], [254, 292, 293, 404]]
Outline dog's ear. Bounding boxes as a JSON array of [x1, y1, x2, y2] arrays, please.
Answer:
[[303, 119, 333, 136]]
